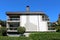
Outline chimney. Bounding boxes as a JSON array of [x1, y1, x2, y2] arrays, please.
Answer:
[[26, 6, 30, 12]]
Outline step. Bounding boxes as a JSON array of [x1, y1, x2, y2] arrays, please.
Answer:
[[7, 34, 20, 37]]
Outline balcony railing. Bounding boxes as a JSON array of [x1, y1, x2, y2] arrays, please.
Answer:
[[48, 27, 55, 30], [7, 27, 17, 30], [8, 18, 20, 21]]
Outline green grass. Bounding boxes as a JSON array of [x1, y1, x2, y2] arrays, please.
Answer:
[[29, 32, 60, 40], [0, 36, 30, 40], [0, 32, 60, 40]]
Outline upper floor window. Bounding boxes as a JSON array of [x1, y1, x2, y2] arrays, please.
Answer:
[[42, 15, 49, 21]]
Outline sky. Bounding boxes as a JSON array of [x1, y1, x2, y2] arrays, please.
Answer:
[[0, 0, 60, 22]]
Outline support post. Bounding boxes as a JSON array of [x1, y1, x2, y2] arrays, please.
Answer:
[[6, 22, 9, 29], [19, 16, 20, 27]]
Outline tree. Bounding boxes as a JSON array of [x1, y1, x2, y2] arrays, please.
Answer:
[[0, 20, 7, 36], [57, 14, 60, 25], [0, 20, 6, 27], [0, 27, 7, 36], [17, 27, 26, 36], [56, 14, 60, 32]]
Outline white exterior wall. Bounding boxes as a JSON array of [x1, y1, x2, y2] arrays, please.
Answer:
[[39, 22, 48, 31], [20, 15, 48, 31], [20, 15, 26, 27]]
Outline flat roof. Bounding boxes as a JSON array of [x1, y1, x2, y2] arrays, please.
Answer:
[[6, 12, 45, 15]]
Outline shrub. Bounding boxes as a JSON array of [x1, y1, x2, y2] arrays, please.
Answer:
[[17, 27, 26, 36], [56, 26, 60, 32], [56, 29, 60, 32]]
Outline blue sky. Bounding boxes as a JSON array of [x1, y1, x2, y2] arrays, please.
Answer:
[[0, 0, 60, 22]]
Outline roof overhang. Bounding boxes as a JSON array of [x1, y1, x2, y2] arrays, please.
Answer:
[[6, 12, 45, 15]]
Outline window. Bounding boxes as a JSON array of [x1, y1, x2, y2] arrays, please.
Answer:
[[48, 22, 55, 30], [42, 15, 49, 21]]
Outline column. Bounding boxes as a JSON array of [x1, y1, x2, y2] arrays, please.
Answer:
[[6, 22, 9, 28], [19, 15, 20, 27]]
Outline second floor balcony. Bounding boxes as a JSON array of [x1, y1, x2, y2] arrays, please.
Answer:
[[7, 18, 20, 22], [8, 18, 20, 21]]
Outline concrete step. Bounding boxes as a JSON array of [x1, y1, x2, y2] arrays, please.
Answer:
[[7, 34, 20, 37]]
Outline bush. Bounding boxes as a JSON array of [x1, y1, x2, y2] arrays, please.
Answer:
[[17, 27, 26, 36], [56, 29, 60, 32], [56, 26, 60, 32]]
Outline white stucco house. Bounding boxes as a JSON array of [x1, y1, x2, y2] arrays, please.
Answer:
[[6, 6, 55, 37]]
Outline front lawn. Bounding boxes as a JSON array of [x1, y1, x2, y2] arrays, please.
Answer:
[[0, 32, 60, 40], [0, 36, 31, 40], [29, 32, 60, 40]]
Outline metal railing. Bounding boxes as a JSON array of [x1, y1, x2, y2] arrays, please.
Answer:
[[8, 18, 20, 21], [48, 27, 55, 30], [7, 27, 17, 30]]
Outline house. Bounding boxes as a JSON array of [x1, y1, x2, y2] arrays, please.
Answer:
[[6, 6, 55, 37]]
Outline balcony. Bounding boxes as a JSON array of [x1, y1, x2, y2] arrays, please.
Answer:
[[8, 18, 20, 21], [48, 27, 55, 30], [7, 18, 20, 22], [7, 27, 17, 32]]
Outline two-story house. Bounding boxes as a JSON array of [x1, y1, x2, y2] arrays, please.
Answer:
[[6, 6, 55, 37]]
